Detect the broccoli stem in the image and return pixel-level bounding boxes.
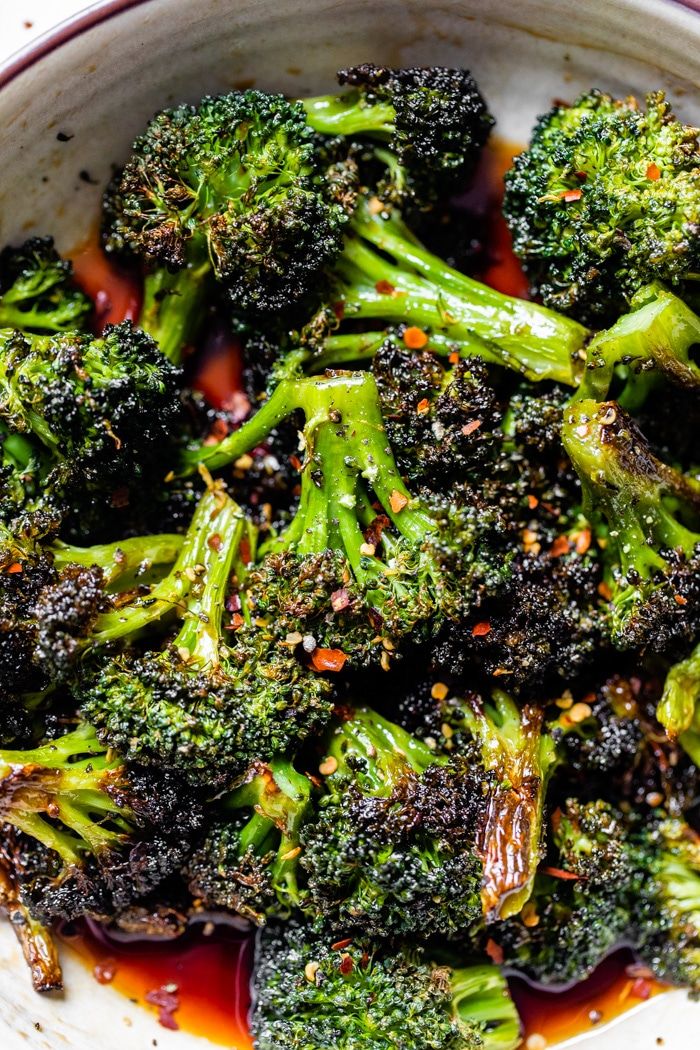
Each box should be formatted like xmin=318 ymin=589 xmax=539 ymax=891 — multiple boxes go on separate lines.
xmin=302 ymin=95 xmax=396 ymax=137
xmin=459 ymin=691 xmax=557 ymax=920
xmin=325 ymin=706 xmax=438 ymax=795
xmin=140 ymin=258 xmax=211 ymax=365
xmin=0 ymin=857 xmax=63 ymax=993
xmin=51 ymin=533 xmax=184 ymax=585
xmin=451 ymin=964 xmax=522 ymax=1050
xmin=658 ymin=642 xmax=700 ymax=738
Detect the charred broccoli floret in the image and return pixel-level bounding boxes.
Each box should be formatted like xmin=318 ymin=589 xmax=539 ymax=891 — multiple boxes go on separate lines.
xmin=299 ymin=705 xmax=484 ymax=939
xmin=252 ymin=918 xmax=521 ymax=1050
xmin=186 ymin=757 xmax=311 ymax=923
xmin=0 ymin=834 xmax=63 ymax=992
xmin=562 ymin=398 xmax=700 ymax=652
xmin=103 ymin=90 xmax=351 ymax=362
xmin=0 ymin=723 xmax=203 ymax=923
xmin=302 ymin=64 xmax=494 ymax=206
xmin=0 ymin=238 xmax=92 ymax=334
xmin=503 ymin=90 xmax=700 ymax=324
xmin=0 ymin=322 xmax=184 ymax=536
xmin=79 ymin=486 xmax=333 ymax=786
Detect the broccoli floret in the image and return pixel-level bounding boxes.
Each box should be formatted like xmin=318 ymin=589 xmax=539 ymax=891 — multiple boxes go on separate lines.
xmin=302 ymin=64 xmax=494 ymax=206
xmin=0 ymin=833 xmax=63 ymax=992
xmin=252 ymin=918 xmax=521 ymax=1050
xmin=0 ymin=238 xmax=92 ymax=334
xmin=186 ymin=757 xmax=311 ymax=923
xmin=0 ymin=723 xmax=204 ymax=923
xmin=180 ymin=371 xmax=506 ymax=668
xmin=503 ymin=90 xmax=700 ymax=324
xmin=79 ymin=486 xmax=333 ymax=786
xmin=0 ymin=322 xmax=185 ymax=537
xmin=103 ymin=90 xmax=350 ymax=362
xmin=562 ymin=398 xmax=700 ymax=652
xmin=299 ymin=705 xmax=484 ymax=939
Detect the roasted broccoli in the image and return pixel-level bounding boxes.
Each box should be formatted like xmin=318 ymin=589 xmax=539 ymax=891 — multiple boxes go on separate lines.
xmin=0 ymin=723 xmax=203 ymax=923
xmin=658 ymin=641 xmax=700 ymax=765
xmin=0 ymin=238 xmax=92 ymax=334
xmin=103 ymin=90 xmax=351 ymax=362
xmin=302 ymin=64 xmax=494 ymax=206
xmin=186 ymin=757 xmax=311 ymax=923
xmin=252 ymin=918 xmax=521 ymax=1050
xmin=0 ymin=322 xmax=184 ymax=536
xmin=562 ymin=398 xmax=700 ymax=652
xmin=0 ymin=833 xmax=63 ymax=992
xmin=504 ymin=90 xmax=700 ymax=324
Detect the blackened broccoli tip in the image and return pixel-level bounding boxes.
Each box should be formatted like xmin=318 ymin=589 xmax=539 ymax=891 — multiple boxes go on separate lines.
xmin=251 ymin=919 xmax=521 ymax=1050
xmin=562 ymin=398 xmax=700 ymax=653
xmin=503 ymin=89 xmax=700 ymax=324
xmin=299 ymin=704 xmax=484 ymax=938
xmin=0 ymin=237 xmax=92 ymax=335
xmin=0 ymin=837 xmax=63 ymax=992
xmin=103 ymin=90 xmax=351 ymax=360
xmin=302 ymin=64 xmax=494 ymax=206
xmin=186 ymin=757 xmax=311 ymax=923
xmin=0 ymin=722 xmax=203 ymax=923
xmin=79 ymin=487 xmax=333 ymax=786
xmin=0 ymin=321 xmax=185 ymax=532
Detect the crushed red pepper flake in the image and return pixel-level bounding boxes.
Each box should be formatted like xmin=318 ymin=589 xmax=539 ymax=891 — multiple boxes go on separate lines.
xmin=461 ymin=420 xmax=482 ymax=436
xmin=598 ymin=581 xmax=613 ymax=601
xmin=203 ymin=418 xmax=230 ymax=446
xmin=472 ymin=621 xmax=491 ymax=637
xmin=646 ymin=162 xmax=661 ymax=181
xmin=630 ymin=977 xmax=653 ymax=1000
xmin=375 ymin=279 xmax=396 ymax=295
xmin=339 ymin=954 xmax=354 ymax=975
xmin=309 ymin=647 xmax=348 ymax=673
xmin=333 ymin=301 xmax=345 ymax=320
xmin=485 ymin=939 xmax=504 ymax=965
xmin=573 ymin=528 xmax=592 ymax=555
xmin=416 ymin=398 xmax=430 ymax=415
xmin=364 ymin=514 xmax=390 ymax=548
xmin=93 ymin=958 xmax=118 ymax=985
xmin=5 ymin=562 xmax=23 ymax=574
xmin=674 ymin=594 xmax=688 ymax=606
xmin=207 ymin=533 xmax=222 ymax=551
xmin=289 ymin=454 xmax=302 ymax=471
xmin=527 ymin=494 xmax=539 ymax=510
xmin=239 ymin=539 xmax=251 ymax=564
xmin=403 ymin=326 xmax=429 ymax=350
xmin=389 ymin=490 xmax=408 ymax=514
xmin=331 ymin=587 xmax=350 ymax=612
xmin=145 ymin=985 xmax=181 ymax=1031
xmin=448 ymin=351 xmax=460 ymax=365
xmin=561 ymin=188 xmax=582 ymax=202
xmin=331 ymin=938 xmax=353 ymax=951
xmin=541 ymin=866 xmax=581 ymax=881
xmin=550 ymin=535 xmax=570 ymax=557
xmin=226 ymin=612 xmax=244 ymax=630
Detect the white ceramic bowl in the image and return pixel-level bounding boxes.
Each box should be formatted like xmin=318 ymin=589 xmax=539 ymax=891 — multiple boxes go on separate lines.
xmin=1 ymin=0 xmax=700 ymax=1046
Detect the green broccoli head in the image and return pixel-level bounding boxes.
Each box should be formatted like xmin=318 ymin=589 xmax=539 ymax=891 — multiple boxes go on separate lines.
xmin=504 ymin=90 xmax=700 ymax=324
xmin=0 ymin=322 xmax=185 ymax=534
xmin=186 ymin=757 xmax=311 ymax=923
xmin=303 ymin=64 xmax=494 ymax=206
xmin=562 ymin=398 xmax=700 ymax=652
xmin=0 ymin=723 xmax=204 ymax=923
xmin=251 ymin=919 xmax=521 ymax=1050
xmin=0 ymin=238 xmax=92 ymax=334
xmin=104 ymin=90 xmax=350 ymax=317
xmin=300 ymin=705 xmax=484 ymax=939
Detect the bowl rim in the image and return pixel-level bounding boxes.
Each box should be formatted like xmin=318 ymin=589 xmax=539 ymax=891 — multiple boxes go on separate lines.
xmin=0 ymin=0 xmax=698 ymax=93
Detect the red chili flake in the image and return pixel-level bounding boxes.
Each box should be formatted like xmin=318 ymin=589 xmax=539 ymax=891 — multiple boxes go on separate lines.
xmin=598 ymin=581 xmax=613 ymax=601
xmin=575 ymin=170 xmax=588 ymax=181
xmin=527 ymin=494 xmax=539 ymax=510
xmin=416 ymin=398 xmax=430 ymax=415
xmin=226 ymin=593 xmax=242 ymax=613
xmin=227 ymin=612 xmax=244 ymax=630
xmin=375 ymin=279 xmax=396 ymax=295
xmin=485 ymin=938 xmax=504 ymax=965
xmin=461 ymin=420 xmax=482 ymax=437
xmin=339 ymin=954 xmax=354 ymax=975
xmin=203 ymin=418 xmax=230 ymax=446
xmin=541 ymin=866 xmax=581 ymax=881
xmin=5 ymin=562 xmax=23 ymax=574
xmin=360 ymin=951 xmax=370 ymax=969
xmin=561 ymin=188 xmax=582 ymax=202
xmin=389 ymin=490 xmax=408 ymax=514
xmin=630 ymin=977 xmax=653 ymax=1000
xmin=93 ymin=959 xmax=117 ymax=985
xmin=550 ymin=535 xmax=570 ymax=557
xmin=331 ymin=938 xmax=353 ymax=951
xmin=403 ymin=326 xmax=429 ymax=350
xmin=331 ymin=588 xmax=350 ymax=612
xmin=207 ymin=533 xmax=222 ymax=551
xmin=625 ymin=962 xmax=656 ymax=980
xmin=239 ymin=538 xmax=251 ymax=564
xmin=289 ymin=454 xmax=302 ymax=471
xmin=110 ymin=487 xmax=130 ymax=509
xmin=472 ymin=621 xmax=491 ymax=637
xmin=145 ymin=985 xmax=181 ymax=1031
xmin=448 ymin=351 xmax=460 ymax=365
xmin=646 ymin=162 xmax=661 ymax=181
xmin=573 ymin=528 xmax=592 ymax=555
xmin=364 ymin=514 xmax=390 ymax=548
xmin=674 ymin=593 xmax=688 ymax=606
xmin=333 ymin=301 xmax=345 ymax=321
xmin=310 ymin=647 xmax=348 ymax=673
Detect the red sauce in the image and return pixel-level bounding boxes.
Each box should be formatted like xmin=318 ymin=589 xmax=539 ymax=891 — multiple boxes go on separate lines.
xmin=62 ymin=142 xmax=664 ymax=1048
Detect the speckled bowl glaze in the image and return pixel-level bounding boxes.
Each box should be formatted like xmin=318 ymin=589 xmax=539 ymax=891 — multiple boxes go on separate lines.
xmin=1 ymin=0 xmax=699 ymax=1046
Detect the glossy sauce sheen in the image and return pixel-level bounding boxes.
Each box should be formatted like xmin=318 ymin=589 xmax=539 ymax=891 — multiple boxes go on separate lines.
xmin=65 ymin=141 xmax=663 ymax=1048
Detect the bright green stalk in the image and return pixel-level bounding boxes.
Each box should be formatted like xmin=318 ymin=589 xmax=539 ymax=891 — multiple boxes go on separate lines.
xmin=140 ymin=257 xmax=211 ymax=365
xmin=52 ymin=533 xmax=183 ymax=585
xmin=451 ymin=964 xmax=522 ymax=1050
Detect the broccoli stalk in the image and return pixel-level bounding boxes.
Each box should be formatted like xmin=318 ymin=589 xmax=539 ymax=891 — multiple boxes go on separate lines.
xmin=186 ymin=757 xmax=311 ymax=923
xmin=0 ymin=836 xmax=63 ymax=992
xmin=300 ymin=705 xmax=484 ymax=938
xmin=302 ymin=63 xmax=494 ymax=206
xmin=252 ymin=919 xmax=521 ymax=1050
xmin=444 ymin=691 xmax=558 ymax=921
xmin=658 ymin=642 xmax=700 ymax=764
xmin=0 ymin=238 xmax=92 ymax=334
xmin=103 ymin=90 xmax=350 ymax=362
xmin=562 ymin=398 xmax=700 ymax=651
xmin=50 ymin=531 xmax=184 ymax=587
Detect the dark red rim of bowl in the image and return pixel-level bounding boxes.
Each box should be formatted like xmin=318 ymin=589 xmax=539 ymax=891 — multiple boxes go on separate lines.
xmin=0 ymin=0 xmax=698 ymax=91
